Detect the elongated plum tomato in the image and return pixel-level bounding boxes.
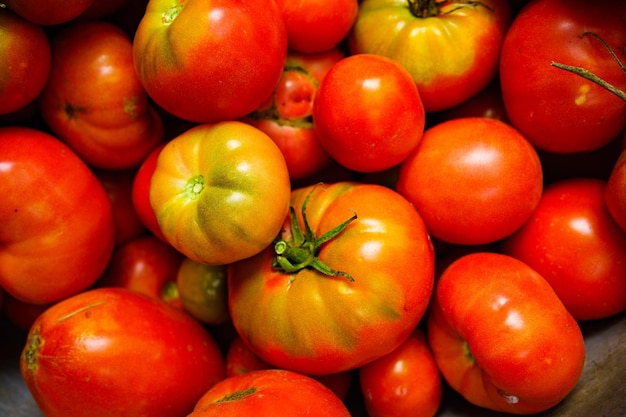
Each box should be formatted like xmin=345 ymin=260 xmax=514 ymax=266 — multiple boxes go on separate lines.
xmin=149 ymin=121 xmax=291 ymax=265
xmin=20 ymin=287 xmax=226 ymax=417
xmin=133 ymin=0 xmax=287 ymax=123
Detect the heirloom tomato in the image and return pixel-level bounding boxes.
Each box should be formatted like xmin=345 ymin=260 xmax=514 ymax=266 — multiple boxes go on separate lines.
xmin=0 ymin=127 xmax=115 ymax=304
xmin=243 ymin=48 xmax=345 ymax=181
xmin=21 ymin=287 xmax=226 ymax=417
xmin=501 ymin=178 xmax=626 ymax=321
xmin=359 ymin=329 xmax=442 ymax=417
xmin=38 ymin=21 xmax=164 ymax=170
xmin=348 ymin=0 xmax=512 ymax=112
xmin=187 ymin=369 xmax=351 ymax=417
xmin=428 ymin=252 xmax=585 ymax=414
xmin=133 ymin=0 xmax=287 ymax=123
xmin=499 ymin=0 xmax=626 ymax=153
xmin=396 ymin=117 xmax=543 ymax=245
xmin=149 ymin=121 xmax=291 ymax=265
xmin=0 ymin=8 xmax=51 ymax=116
xmin=312 ymin=54 xmax=426 ymax=173
xmin=229 ymin=182 xmax=435 ymax=375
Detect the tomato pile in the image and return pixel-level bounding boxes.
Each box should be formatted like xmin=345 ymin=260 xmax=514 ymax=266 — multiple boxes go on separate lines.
xmin=1 ymin=0 xmax=625 ymax=416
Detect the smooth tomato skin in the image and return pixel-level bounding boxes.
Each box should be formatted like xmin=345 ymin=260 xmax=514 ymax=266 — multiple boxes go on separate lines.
xmin=274 ymin=0 xmax=359 ymax=54
xmin=313 ymin=54 xmax=426 ymax=173
xmin=349 ymin=0 xmax=512 ymax=112
xmin=501 ymin=178 xmax=626 ymax=321
xmin=359 ymin=329 xmax=442 ymax=417
xmin=149 ymin=121 xmax=291 ymax=265
xmin=606 ymin=148 xmax=626 ymax=232
xmin=499 ymin=0 xmax=626 ymax=153
xmin=97 ymin=234 xmax=184 ymax=308
xmin=0 ymin=127 xmax=115 ymax=304
xmin=132 ymin=143 xmax=168 ymax=242
xmin=2 ymin=0 xmax=94 ymax=25
xmin=187 ymin=369 xmax=351 ymax=417
xmin=396 ymin=117 xmax=543 ymax=245
xmin=20 ymin=287 xmax=226 ymax=417
xmin=133 ymin=0 xmax=287 ymax=123
xmin=38 ymin=21 xmax=165 ymax=170
xmin=0 ymin=9 xmax=51 ymax=116
xmin=428 ymin=252 xmax=585 ymax=414
xmin=229 ymin=182 xmax=435 ymax=375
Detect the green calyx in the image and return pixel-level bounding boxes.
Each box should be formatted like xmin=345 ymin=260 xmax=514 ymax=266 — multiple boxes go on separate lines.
xmin=272 ymin=187 xmax=357 ymax=282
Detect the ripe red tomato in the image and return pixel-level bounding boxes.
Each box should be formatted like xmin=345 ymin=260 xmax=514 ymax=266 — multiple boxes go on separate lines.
xmin=0 ymin=8 xmax=51 ymax=116
xmin=499 ymin=0 xmax=626 ymax=153
xmin=133 ymin=0 xmax=287 ymax=123
xmin=0 ymin=127 xmax=115 ymax=304
xmin=359 ymin=329 xmax=442 ymax=417
xmin=313 ymin=54 xmax=426 ymax=173
xmin=149 ymin=121 xmax=291 ymax=265
xmin=229 ymin=182 xmax=435 ymax=375
xmin=38 ymin=21 xmax=165 ymax=170
xmin=396 ymin=117 xmax=543 ymax=245
xmin=428 ymin=252 xmax=585 ymax=414
xmin=243 ymin=48 xmax=345 ymax=181
xmin=606 ymin=148 xmax=626 ymax=232
xmin=97 ymin=234 xmax=184 ymax=308
xmin=20 ymin=287 xmax=226 ymax=417
xmin=349 ymin=0 xmax=512 ymax=112
xmin=187 ymin=369 xmax=351 ymax=417
xmin=274 ymin=0 xmax=359 ymax=54
xmin=1 ymin=0 xmax=94 ymax=25
xmin=501 ymin=178 xmax=626 ymax=321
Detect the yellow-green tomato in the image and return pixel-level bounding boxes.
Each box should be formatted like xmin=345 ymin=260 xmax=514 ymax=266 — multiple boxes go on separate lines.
xmin=150 ymin=121 xmax=291 ymax=265
xmin=176 ymin=258 xmax=229 ymax=325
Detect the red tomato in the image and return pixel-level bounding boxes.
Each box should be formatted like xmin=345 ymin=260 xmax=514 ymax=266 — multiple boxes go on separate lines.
xmin=313 ymin=54 xmax=426 ymax=173
xmin=606 ymin=148 xmax=626 ymax=232
xmin=499 ymin=0 xmax=626 ymax=153
xmin=501 ymin=178 xmax=626 ymax=321
xmin=132 ymin=143 xmax=168 ymax=242
xmin=359 ymin=329 xmax=442 ymax=417
xmin=95 ymin=169 xmax=147 ymax=245
xmin=349 ymin=0 xmax=512 ymax=112
xmin=0 ymin=127 xmax=115 ymax=304
xmin=20 ymin=287 xmax=226 ymax=417
xmin=274 ymin=0 xmax=359 ymax=54
xmin=243 ymin=48 xmax=345 ymax=181
xmin=133 ymin=0 xmax=287 ymax=123
xmin=149 ymin=121 xmax=291 ymax=265
xmin=396 ymin=117 xmax=543 ymax=245
xmin=187 ymin=369 xmax=351 ymax=417
xmin=2 ymin=0 xmax=94 ymax=25
xmin=428 ymin=252 xmax=585 ymax=414
xmin=0 ymin=8 xmax=51 ymax=116
xmin=229 ymin=182 xmax=435 ymax=375
xmin=97 ymin=234 xmax=184 ymax=309
xmin=38 ymin=21 xmax=165 ymax=170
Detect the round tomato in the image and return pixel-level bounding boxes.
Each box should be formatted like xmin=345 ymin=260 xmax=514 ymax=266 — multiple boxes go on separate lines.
xmin=20 ymin=287 xmax=226 ymax=417
xmin=359 ymin=329 xmax=442 ymax=417
xmin=274 ymin=0 xmax=359 ymax=54
xmin=0 ymin=127 xmax=115 ymax=304
xmin=396 ymin=117 xmax=543 ymax=245
xmin=499 ymin=0 xmax=626 ymax=153
xmin=2 ymin=0 xmax=94 ymax=25
xmin=149 ymin=121 xmax=291 ymax=265
xmin=501 ymin=178 xmax=626 ymax=321
xmin=312 ymin=54 xmax=426 ymax=173
xmin=348 ymin=0 xmax=512 ymax=112
xmin=187 ymin=369 xmax=351 ymax=417
xmin=38 ymin=21 xmax=164 ymax=170
xmin=428 ymin=252 xmax=585 ymax=414
xmin=133 ymin=0 xmax=287 ymax=123
xmin=0 ymin=8 xmax=51 ymax=116
xmin=606 ymin=147 xmax=626 ymax=232
xmin=243 ymin=48 xmax=345 ymax=181
xmin=228 ymin=182 xmax=435 ymax=375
